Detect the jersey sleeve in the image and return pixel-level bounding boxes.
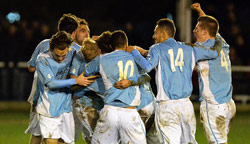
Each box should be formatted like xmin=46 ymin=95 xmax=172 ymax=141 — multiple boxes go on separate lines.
xmin=131 ymin=49 xmax=153 ymax=72
xmin=84 ymin=56 xmax=100 ymax=76
xmin=216 ymin=33 xmax=230 ymax=50
xmin=70 ymin=52 xmax=83 ymax=76
xmin=46 ymin=79 xmax=76 ymax=89
xmin=128 ymin=73 xmax=151 ymax=86
xmin=73 ymin=87 xmax=89 ymax=98
xmin=189 ymin=42 xmax=219 ymax=62
xmin=27 ymin=40 xmax=49 ymax=67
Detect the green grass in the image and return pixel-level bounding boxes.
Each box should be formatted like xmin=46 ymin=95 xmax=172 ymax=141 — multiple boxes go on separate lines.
xmin=0 ymin=106 xmax=249 ymax=144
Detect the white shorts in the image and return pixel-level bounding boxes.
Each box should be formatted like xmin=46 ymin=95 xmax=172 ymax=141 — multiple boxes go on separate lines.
xmin=91 ymin=105 xmax=146 ymax=144
xmin=39 ymin=112 xmax=75 ymax=144
xmin=73 ymin=99 xmax=99 ymax=143
xmin=155 ymin=98 xmax=197 ymax=144
xmin=25 ymin=108 xmax=41 ymax=136
xmin=200 ymin=99 xmax=236 ymax=143
xmin=27 ymin=71 xmax=38 ymax=104
xmin=138 ymin=101 xmax=155 ymax=124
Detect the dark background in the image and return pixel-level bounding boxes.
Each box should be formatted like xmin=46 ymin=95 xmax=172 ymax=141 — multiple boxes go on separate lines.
xmin=0 ymin=0 xmax=249 ymax=101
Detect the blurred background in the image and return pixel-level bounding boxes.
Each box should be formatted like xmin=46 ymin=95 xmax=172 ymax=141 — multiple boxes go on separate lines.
xmin=0 ymin=0 xmax=249 ymax=103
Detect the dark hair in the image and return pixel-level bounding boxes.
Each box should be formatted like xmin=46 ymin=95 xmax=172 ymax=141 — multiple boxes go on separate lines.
xmin=156 ymin=18 xmax=176 ymax=37
xmin=110 ymin=30 xmax=128 ymax=49
xmin=198 ymin=15 xmax=219 ymax=37
xmin=49 ymin=31 xmax=73 ymax=51
xmin=77 ymin=18 xmax=88 ymax=26
xmin=57 ymin=13 xmax=78 ymax=34
xmin=96 ymin=31 xmax=113 ymax=53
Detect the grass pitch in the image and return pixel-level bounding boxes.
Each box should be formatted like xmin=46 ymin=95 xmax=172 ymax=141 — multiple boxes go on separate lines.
xmin=0 ymin=103 xmax=249 ymax=144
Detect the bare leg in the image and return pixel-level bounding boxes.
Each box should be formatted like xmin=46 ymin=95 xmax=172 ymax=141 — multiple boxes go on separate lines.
xmin=29 ymin=135 xmax=42 ymax=144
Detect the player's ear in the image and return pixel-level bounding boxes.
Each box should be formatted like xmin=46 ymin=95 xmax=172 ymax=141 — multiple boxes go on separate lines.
xmin=202 ymin=29 xmax=208 ymax=36
xmin=97 ymin=49 xmax=101 ymax=55
xmin=71 ymin=30 xmax=77 ymax=40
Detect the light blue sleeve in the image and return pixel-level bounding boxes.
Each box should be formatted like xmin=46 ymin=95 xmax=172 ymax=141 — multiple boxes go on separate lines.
xmin=70 ymin=52 xmax=83 ymax=76
xmin=84 ymin=56 xmax=100 ymax=76
xmin=131 ymin=49 xmax=153 ymax=72
xmin=191 ymin=43 xmax=219 ymax=62
xmin=27 ymin=40 xmax=49 ymax=67
xmin=128 ymin=73 xmax=151 ymax=86
xmin=46 ymin=79 xmax=76 ymax=89
xmin=73 ymin=87 xmax=90 ymax=98
xmin=216 ymin=33 xmax=230 ymax=50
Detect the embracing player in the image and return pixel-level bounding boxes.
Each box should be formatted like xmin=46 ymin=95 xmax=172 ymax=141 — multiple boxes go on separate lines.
xmin=191 ymin=3 xmax=236 ymax=144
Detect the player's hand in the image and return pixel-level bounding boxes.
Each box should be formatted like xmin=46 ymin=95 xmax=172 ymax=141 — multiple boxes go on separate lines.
xmin=191 ymin=3 xmax=206 ymax=16
xmin=75 ymin=71 xmax=100 ymax=86
xmin=134 ymin=46 xmax=149 ymax=57
xmin=126 ymin=46 xmax=135 ymax=53
xmin=114 ymin=79 xmax=132 ymax=89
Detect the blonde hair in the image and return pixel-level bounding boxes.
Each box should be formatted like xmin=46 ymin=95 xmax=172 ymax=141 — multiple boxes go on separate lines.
xmin=81 ymin=38 xmax=99 ymax=61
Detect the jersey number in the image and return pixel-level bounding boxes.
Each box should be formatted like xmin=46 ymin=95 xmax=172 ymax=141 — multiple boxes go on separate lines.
xmin=118 ymin=60 xmax=134 ymax=80
xmin=168 ymin=48 xmax=184 ymax=72
xmin=220 ymin=50 xmax=229 ymax=71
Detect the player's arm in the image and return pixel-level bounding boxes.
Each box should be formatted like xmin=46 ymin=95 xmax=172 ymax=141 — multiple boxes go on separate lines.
xmin=128 ymin=45 xmax=149 ymax=57
xmin=191 ymin=3 xmax=206 ymax=16
xmin=28 ymin=65 xmax=36 ymax=72
xmin=84 ymin=56 xmax=100 ymax=76
xmin=37 ymin=58 xmax=96 ymax=90
xmin=27 ymin=40 xmax=49 ymax=72
xmin=114 ymin=73 xmax=151 ymax=89
xmin=188 ymin=39 xmax=222 ymax=62
xmin=129 ymin=45 xmax=159 ymax=73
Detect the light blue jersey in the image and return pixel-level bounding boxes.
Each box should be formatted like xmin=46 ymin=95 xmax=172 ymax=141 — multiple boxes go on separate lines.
xmin=28 ymin=40 xmax=80 ymax=68
xmin=137 ymin=82 xmax=155 ymax=110
xmin=36 ymin=48 xmax=76 ymax=117
xmin=28 ymin=39 xmax=50 ymax=67
xmin=132 ymin=38 xmax=219 ymax=100
xmin=70 ymin=51 xmax=105 ymax=110
xmin=72 ymin=42 xmax=81 ymax=51
xmin=85 ymin=50 xmax=141 ymax=108
xmin=196 ymin=34 xmax=232 ymax=104
xmin=27 ymin=40 xmax=80 ymax=105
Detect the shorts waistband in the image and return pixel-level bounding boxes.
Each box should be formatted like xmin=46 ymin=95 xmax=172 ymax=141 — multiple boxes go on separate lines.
xmin=157 ymin=97 xmax=190 ymax=104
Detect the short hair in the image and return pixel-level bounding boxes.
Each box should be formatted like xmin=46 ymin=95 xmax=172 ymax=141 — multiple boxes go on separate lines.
xmin=198 ymin=15 xmax=219 ymax=37
xmin=96 ymin=31 xmax=113 ymax=53
xmin=110 ymin=30 xmax=128 ymax=49
xmin=49 ymin=31 xmax=73 ymax=51
xmin=81 ymin=38 xmax=99 ymax=61
xmin=57 ymin=13 xmax=78 ymax=34
xmin=77 ymin=18 xmax=88 ymax=26
xmin=156 ymin=18 xmax=176 ymax=37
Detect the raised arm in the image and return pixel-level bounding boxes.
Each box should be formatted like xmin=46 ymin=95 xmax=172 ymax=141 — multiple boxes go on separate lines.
xmin=191 ymin=3 xmax=206 ymax=16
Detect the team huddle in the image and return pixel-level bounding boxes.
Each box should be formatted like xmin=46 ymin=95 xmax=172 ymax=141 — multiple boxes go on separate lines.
xmin=25 ymin=3 xmax=236 ymax=144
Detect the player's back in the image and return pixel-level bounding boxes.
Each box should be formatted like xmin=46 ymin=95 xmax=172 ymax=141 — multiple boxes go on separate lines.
xmin=197 ymin=35 xmax=232 ymax=104
xmin=151 ymin=38 xmax=217 ymax=101
xmin=99 ymin=50 xmax=141 ymax=107
xmin=153 ymin=38 xmax=196 ymax=100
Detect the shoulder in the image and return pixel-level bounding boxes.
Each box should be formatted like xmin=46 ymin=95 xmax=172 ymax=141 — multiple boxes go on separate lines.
xmin=38 ymin=39 xmax=50 ymax=47
xmin=70 ymin=42 xmax=81 ymax=51
xmin=37 ymin=50 xmax=50 ymax=62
